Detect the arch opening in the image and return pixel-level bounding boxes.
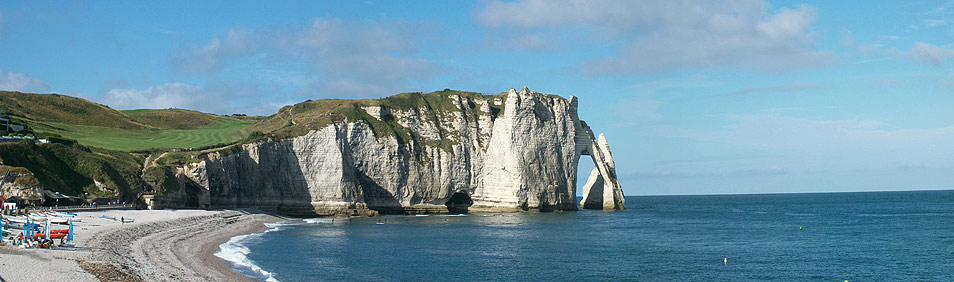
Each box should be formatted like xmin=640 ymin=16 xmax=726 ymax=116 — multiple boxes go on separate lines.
xmin=445 ymin=192 xmax=473 ymax=213
xmin=576 ymin=154 xmax=595 ymax=209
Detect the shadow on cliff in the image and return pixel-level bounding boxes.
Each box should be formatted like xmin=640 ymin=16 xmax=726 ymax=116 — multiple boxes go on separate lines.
xmin=203 ymin=143 xmax=316 ymax=216
xmin=356 ymin=169 xmax=403 ymax=214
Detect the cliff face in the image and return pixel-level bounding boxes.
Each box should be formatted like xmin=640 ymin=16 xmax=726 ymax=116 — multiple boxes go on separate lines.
xmin=0 ymin=165 xmax=43 ymax=199
xmin=164 ymin=88 xmax=624 ymax=215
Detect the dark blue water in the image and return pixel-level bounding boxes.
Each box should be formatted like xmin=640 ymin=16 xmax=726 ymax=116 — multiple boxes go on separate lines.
xmin=231 ymin=190 xmax=954 ymax=281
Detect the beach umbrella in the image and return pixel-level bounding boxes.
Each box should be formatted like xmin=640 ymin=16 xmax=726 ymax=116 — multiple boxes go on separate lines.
xmin=67 ymin=218 xmax=73 ymax=242
xmin=44 ymin=218 xmax=50 ymax=240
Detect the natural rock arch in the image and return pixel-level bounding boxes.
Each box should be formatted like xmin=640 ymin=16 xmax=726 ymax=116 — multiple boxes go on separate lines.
xmin=167 ymin=87 xmax=625 ymax=215
xmin=571 ymin=96 xmax=625 ymax=210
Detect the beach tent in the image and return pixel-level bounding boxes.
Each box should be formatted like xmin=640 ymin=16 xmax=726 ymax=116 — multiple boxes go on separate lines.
xmin=44 ymin=219 xmax=50 ymax=241
xmin=67 ymin=218 xmax=73 ymax=242
xmin=25 ymin=217 xmax=32 ymax=239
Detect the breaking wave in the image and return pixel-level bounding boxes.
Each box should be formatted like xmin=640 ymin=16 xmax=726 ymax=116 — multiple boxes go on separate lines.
xmin=215 ymin=224 xmax=284 ymax=282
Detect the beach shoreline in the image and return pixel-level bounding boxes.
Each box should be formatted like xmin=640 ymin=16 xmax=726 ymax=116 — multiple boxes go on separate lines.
xmin=0 ymin=209 xmax=283 ymax=282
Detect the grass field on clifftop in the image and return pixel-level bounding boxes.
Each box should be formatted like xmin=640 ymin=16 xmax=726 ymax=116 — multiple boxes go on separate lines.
xmin=28 ymin=117 xmax=254 ymax=151
xmin=0 ymin=92 xmax=259 ymax=151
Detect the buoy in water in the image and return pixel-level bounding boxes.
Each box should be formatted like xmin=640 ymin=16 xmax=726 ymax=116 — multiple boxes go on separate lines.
xmin=724 ymin=258 xmax=727 ymax=265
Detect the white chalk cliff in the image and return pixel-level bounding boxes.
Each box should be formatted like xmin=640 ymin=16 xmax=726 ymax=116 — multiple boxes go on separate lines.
xmin=165 ymin=88 xmax=624 ymax=215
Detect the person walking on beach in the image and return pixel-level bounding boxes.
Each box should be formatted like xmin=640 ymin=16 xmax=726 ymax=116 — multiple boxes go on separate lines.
xmin=121 ymin=216 xmax=125 ymax=224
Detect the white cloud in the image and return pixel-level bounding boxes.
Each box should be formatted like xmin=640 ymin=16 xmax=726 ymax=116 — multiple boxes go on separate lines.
xmin=909 ymin=19 xmax=950 ymax=30
xmin=0 ymin=70 xmax=50 ymax=92
xmin=726 ymin=83 xmax=831 ymax=96
xmin=630 ymin=74 xmax=720 ymax=93
xmin=477 ymin=0 xmax=832 ymax=74
xmin=477 ymin=0 xmax=716 ymax=29
xmin=105 ymin=83 xmax=202 ymax=110
xmin=483 ymin=32 xmax=558 ymax=51
xmin=840 ymin=31 xmax=954 ymax=67
xmin=905 ymin=42 xmax=954 ymax=65
xmin=609 ymin=96 xmax=662 ymax=121
xmin=922 ymin=18 xmax=948 ymax=27
xmin=103 ymin=81 xmax=294 ymax=116
xmin=840 ymin=30 xmax=878 ymax=55
xmin=172 ymin=18 xmax=438 ymax=99
xmin=173 ymin=29 xmax=260 ymax=75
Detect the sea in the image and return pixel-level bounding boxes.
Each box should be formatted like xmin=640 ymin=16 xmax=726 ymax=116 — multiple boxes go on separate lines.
xmin=216 ymin=190 xmax=954 ymax=281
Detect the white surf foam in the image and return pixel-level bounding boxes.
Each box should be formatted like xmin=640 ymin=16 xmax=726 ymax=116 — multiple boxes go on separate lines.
xmin=266 ymin=220 xmax=307 ymax=229
xmin=304 ymin=218 xmax=336 ymax=224
xmin=215 ymin=229 xmax=280 ymax=282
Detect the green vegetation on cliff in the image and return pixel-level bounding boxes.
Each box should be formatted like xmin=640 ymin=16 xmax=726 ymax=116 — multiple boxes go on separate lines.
xmin=0 ymin=140 xmax=144 ymax=200
xmin=142 ymin=166 xmax=180 ymax=195
xmin=123 ymin=108 xmax=219 ymax=129
xmin=0 ymin=91 xmax=145 ymax=129
xmin=246 ymin=89 xmax=507 ymax=153
xmin=0 ymin=92 xmax=257 ymax=151
xmin=28 ymin=117 xmax=254 ymax=151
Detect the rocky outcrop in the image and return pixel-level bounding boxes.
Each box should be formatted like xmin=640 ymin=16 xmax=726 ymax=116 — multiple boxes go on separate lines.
xmin=0 ymin=165 xmax=43 ymax=199
xmin=162 ymin=88 xmax=625 ymax=215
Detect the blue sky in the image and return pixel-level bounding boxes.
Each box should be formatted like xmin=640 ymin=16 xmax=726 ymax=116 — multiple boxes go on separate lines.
xmin=2 ymin=0 xmax=954 ymax=195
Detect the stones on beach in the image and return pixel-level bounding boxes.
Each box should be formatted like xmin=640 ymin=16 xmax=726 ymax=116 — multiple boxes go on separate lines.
xmin=83 ymin=210 xmax=280 ymax=282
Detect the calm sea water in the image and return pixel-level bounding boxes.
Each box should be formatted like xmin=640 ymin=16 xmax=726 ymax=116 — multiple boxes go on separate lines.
xmin=221 ymin=190 xmax=954 ymax=281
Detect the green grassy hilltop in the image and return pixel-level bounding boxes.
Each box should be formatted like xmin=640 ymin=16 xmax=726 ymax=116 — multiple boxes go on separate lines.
xmin=29 ymin=116 xmax=255 ymax=151
xmin=1 ymin=91 xmax=257 ymax=151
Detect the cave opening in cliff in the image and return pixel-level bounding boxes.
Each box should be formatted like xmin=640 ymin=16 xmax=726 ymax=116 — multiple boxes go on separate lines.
xmin=445 ymin=192 xmax=473 ymax=213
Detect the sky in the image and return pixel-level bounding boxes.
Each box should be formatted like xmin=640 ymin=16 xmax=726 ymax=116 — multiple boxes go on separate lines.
xmin=1 ymin=0 xmax=954 ymax=195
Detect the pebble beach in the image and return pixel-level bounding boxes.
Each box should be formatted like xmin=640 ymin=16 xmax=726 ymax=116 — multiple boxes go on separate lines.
xmin=0 ymin=209 xmax=283 ymax=281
